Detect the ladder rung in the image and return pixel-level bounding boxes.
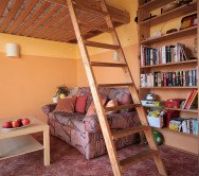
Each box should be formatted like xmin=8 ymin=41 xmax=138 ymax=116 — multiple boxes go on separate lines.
xmin=91 ymin=62 xmax=127 ymax=67
xmin=105 ymin=104 xmax=141 ymax=112
xmin=98 ymin=83 xmax=133 ymax=88
xmin=84 ymin=40 xmax=120 ymax=50
xmin=120 ymin=150 xmax=158 ymax=169
xmin=111 ymin=126 xmax=149 ymax=140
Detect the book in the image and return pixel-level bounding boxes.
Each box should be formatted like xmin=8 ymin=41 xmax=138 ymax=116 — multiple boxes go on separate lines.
xmin=185 ymin=90 xmax=198 ymax=109
xmin=181 ymin=119 xmax=198 ymax=135
xmin=182 ymin=90 xmax=195 ymax=109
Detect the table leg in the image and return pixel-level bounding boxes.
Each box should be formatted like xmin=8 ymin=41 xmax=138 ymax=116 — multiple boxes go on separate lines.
xmin=43 ymin=126 xmax=50 ymax=166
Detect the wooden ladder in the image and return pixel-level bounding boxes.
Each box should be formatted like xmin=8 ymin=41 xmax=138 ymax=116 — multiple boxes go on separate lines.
xmin=66 ymin=0 xmax=167 ymax=175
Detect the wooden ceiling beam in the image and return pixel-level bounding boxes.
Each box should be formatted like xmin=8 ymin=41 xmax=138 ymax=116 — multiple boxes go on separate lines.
xmin=40 ymin=15 xmax=71 ymax=40
xmin=43 ymin=0 xmax=66 ymax=5
xmin=31 ymin=8 xmax=66 ymax=38
xmin=43 ymin=0 xmax=130 ymax=24
xmin=78 ymin=20 xmax=108 ymax=33
xmin=24 ymin=5 xmax=60 ymax=36
xmin=0 ymin=0 xmax=9 ymax=17
xmin=6 ymin=0 xmax=39 ymax=33
xmin=0 ymin=0 xmax=24 ymax=32
xmin=16 ymin=2 xmax=51 ymax=35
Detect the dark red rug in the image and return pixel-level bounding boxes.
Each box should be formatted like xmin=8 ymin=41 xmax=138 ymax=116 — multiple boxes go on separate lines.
xmin=0 ymin=135 xmax=198 ymax=176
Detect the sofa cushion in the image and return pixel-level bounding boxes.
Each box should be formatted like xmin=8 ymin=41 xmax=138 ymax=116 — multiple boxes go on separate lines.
xmin=75 ymin=87 xmax=110 ymax=112
xmin=108 ymin=88 xmax=133 ymax=105
xmin=53 ymin=112 xmax=85 ymax=131
xmin=86 ymin=96 xmax=107 ymax=116
xmin=83 ymin=111 xmax=139 ymax=133
xmin=75 ymin=95 xmax=88 ymax=114
xmin=54 ymin=97 xmax=76 ymax=113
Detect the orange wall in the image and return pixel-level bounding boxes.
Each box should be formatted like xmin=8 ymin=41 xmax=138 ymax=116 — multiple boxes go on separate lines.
xmin=0 ymin=53 xmax=77 ymax=121
xmin=77 ymin=44 xmax=140 ymax=88
xmin=0 ymin=33 xmax=78 ymax=122
xmin=0 ymin=33 xmax=78 ymax=59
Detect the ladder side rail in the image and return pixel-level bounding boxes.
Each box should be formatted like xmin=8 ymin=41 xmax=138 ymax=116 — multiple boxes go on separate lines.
xmin=100 ymin=1 xmax=167 ymax=175
xmin=66 ymin=0 xmax=122 ymax=175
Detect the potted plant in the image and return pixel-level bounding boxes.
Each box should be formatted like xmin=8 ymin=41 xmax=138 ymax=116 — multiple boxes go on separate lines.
xmin=52 ymin=86 xmax=70 ymax=103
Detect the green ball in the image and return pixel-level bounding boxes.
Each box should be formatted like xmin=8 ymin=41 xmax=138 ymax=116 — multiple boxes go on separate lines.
xmin=152 ymin=130 xmax=164 ymax=145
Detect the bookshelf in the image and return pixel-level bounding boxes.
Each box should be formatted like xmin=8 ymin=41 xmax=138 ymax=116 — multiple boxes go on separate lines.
xmin=141 ymin=26 xmax=197 ymax=45
xmin=140 ymin=2 xmax=197 ymax=26
xmin=140 ymin=87 xmax=198 ymax=89
xmin=141 ymin=59 xmax=197 ymax=69
xmin=164 ymin=107 xmax=198 ymax=114
xmin=138 ymin=0 xmax=198 ymax=155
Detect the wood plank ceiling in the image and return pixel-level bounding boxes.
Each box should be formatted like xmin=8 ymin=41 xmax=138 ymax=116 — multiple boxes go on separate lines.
xmin=0 ymin=0 xmax=130 ymax=43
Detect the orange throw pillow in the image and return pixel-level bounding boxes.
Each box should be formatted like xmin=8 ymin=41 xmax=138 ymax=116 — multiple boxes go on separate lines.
xmin=86 ymin=102 xmax=96 ymax=116
xmin=106 ymin=99 xmax=118 ymax=114
xmin=54 ymin=96 xmax=76 ymax=113
xmin=86 ymin=96 xmax=107 ymax=116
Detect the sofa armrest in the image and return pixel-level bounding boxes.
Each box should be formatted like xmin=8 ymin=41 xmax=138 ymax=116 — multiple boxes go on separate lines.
xmin=42 ymin=103 xmax=57 ymax=115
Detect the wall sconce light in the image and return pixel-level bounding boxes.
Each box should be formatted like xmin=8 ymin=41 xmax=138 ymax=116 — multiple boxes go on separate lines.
xmin=112 ymin=51 xmax=120 ymax=61
xmin=5 ymin=43 xmax=20 ymax=58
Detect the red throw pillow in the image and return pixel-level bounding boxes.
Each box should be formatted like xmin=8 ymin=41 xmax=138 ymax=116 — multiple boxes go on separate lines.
xmin=54 ymin=97 xmax=76 ymax=113
xmin=75 ymin=95 xmax=88 ymax=114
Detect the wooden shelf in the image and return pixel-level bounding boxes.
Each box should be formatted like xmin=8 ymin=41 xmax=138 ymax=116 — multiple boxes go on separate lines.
xmin=153 ymin=127 xmax=198 ymax=138
xmin=144 ymin=106 xmax=198 ymax=113
xmin=141 ymin=26 xmax=197 ymax=45
xmin=0 ymin=135 xmax=43 ymax=160
xmin=139 ymin=0 xmax=175 ymax=11
xmin=164 ymin=107 xmax=198 ymax=113
xmin=140 ymin=2 xmax=197 ymax=26
xmin=141 ymin=59 xmax=197 ymax=69
xmin=140 ymin=86 xmax=197 ymax=89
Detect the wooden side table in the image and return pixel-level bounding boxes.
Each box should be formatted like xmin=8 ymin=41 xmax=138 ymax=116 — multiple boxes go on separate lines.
xmin=0 ymin=117 xmax=50 ymax=166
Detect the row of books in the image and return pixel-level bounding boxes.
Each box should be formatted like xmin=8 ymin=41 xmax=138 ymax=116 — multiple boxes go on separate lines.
xmin=141 ymin=43 xmax=191 ymax=66
xmin=169 ymin=118 xmax=198 ymax=135
xmin=140 ymin=69 xmax=197 ymax=87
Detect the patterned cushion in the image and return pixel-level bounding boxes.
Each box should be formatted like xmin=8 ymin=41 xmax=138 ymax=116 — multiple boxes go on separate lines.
xmin=83 ymin=111 xmax=139 ymax=133
xmin=75 ymin=87 xmax=110 ymax=111
xmin=53 ymin=112 xmax=85 ymax=127
xmin=54 ymin=97 xmax=76 ymax=113
xmin=86 ymin=96 xmax=107 ymax=116
xmin=86 ymin=102 xmax=95 ymax=116
xmin=106 ymin=99 xmax=118 ymax=114
xmin=108 ymin=88 xmax=133 ymax=105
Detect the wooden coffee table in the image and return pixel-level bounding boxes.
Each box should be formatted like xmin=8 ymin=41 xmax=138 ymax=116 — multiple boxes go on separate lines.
xmin=0 ymin=117 xmax=50 ymax=166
